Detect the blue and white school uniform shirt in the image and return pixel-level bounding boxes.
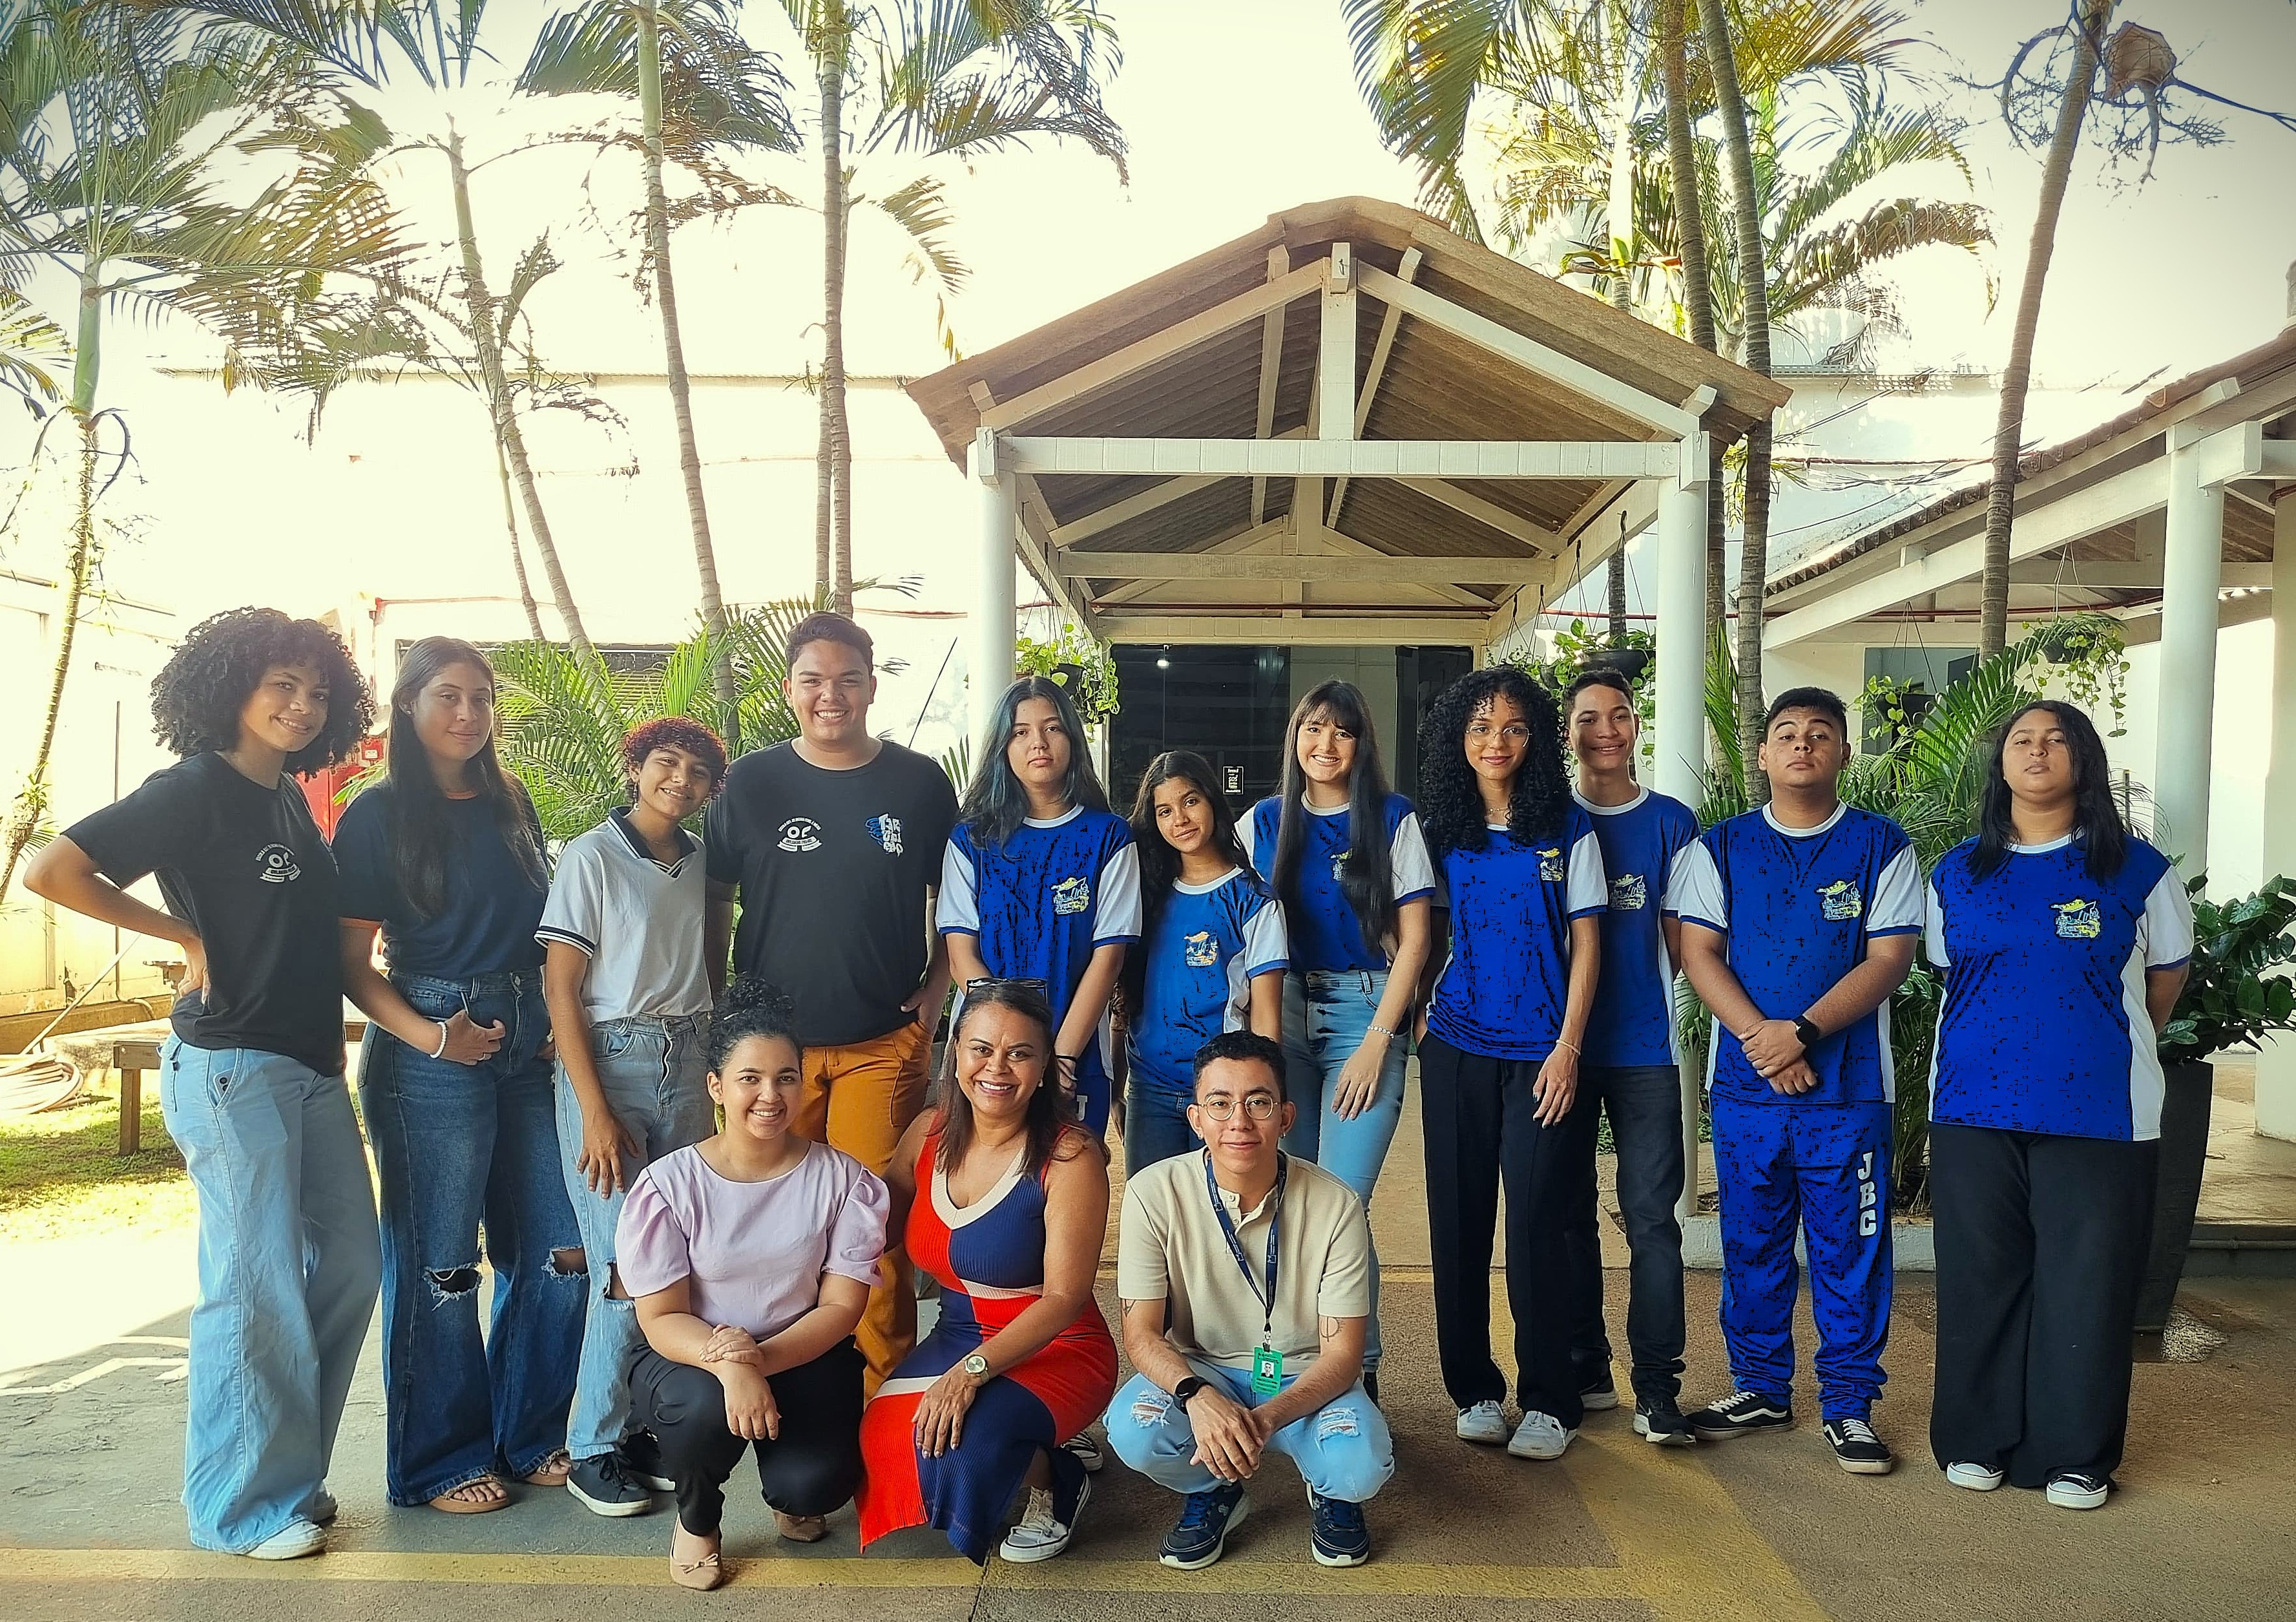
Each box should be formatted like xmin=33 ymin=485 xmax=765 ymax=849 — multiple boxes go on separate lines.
xmin=1240 ymin=793 xmax=1434 ymax=971
xmin=937 ymin=804 xmax=1142 ymax=1033
xmin=1667 ymin=803 xmax=1923 ymax=1105
xmin=1576 ymin=788 xmax=1702 ymax=1069
xmin=1426 ymin=806 xmax=1607 ymax=1061
xmin=1129 ymin=868 xmax=1290 ymax=1093
xmin=1925 ymin=836 xmax=2193 ymax=1141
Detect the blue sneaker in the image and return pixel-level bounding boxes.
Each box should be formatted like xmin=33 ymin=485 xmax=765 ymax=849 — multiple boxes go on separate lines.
xmin=1307 ymin=1489 xmax=1370 ymax=1567
xmin=1158 ymin=1482 xmax=1250 ymax=1570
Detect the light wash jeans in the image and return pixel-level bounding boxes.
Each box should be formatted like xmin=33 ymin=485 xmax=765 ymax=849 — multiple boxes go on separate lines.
xmin=359 ymin=969 xmax=583 ymax=1504
xmin=555 ymin=1012 xmax=716 ymax=1461
xmin=1277 ymin=968 xmax=1405 ymax=1367
xmin=158 ymin=1040 xmax=381 ymax=1552
xmin=1105 ymin=1360 xmax=1394 ymax=1504
xmin=1122 ymin=1073 xmax=1202 ymax=1174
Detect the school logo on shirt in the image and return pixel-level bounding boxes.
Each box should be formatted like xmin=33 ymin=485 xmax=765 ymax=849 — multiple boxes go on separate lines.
xmin=1184 ymin=930 xmax=1220 ymax=968
xmin=776 ymin=817 xmax=824 ymax=853
xmin=864 ymin=814 xmax=904 ymax=856
xmin=1610 ymin=872 xmax=1647 ymax=911
xmin=1331 ymin=849 xmax=1351 ymax=883
xmin=255 ymin=843 xmax=300 ymax=883
xmin=1538 ymin=846 xmax=1565 ymax=882
xmin=1052 ymin=876 xmax=1092 ymax=915
xmin=1817 ymin=879 xmax=1863 ymax=922
xmin=2054 ymin=898 xmax=2103 ymax=940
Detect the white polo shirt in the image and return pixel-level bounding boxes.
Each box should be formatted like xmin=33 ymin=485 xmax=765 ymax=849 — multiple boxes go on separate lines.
xmin=536 ymin=808 xmax=713 ymax=1021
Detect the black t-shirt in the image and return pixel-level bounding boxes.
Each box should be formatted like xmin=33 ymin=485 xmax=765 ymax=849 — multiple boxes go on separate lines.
xmin=705 ymin=739 xmax=958 ymax=1048
xmin=65 ymin=752 xmax=346 ymax=1076
xmin=331 ymin=781 xmax=548 ymax=980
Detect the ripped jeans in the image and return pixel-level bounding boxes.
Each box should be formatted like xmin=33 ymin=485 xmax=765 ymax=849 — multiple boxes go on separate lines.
xmin=359 ymin=970 xmax=584 ymax=1505
xmin=556 ymin=1013 xmax=715 ymax=1460
xmin=1103 ymin=1361 xmax=1394 ymax=1504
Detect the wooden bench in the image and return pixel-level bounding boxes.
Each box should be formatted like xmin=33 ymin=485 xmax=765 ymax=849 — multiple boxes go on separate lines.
xmin=51 ymin=1018 xmax=370 ymax=1155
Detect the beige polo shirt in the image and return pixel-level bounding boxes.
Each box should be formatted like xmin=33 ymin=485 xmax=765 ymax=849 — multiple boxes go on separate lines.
xmin=1116 ymin=1152 xmax=1373 ymax=1372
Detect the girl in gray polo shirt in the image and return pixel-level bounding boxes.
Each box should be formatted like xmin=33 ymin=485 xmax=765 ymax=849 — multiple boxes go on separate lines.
xmin=539 ymin=719 xmax=726 ymax=1516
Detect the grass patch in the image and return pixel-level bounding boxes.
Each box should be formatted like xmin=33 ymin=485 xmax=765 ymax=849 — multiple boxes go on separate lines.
xmin=0 ymin=1092 xmax=195 ymax=1244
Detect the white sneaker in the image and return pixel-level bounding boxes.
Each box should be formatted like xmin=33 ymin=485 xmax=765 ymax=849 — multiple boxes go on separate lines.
xmin=1945 ymin=1461 xmax=2004 ymax=1492
xmin=2045 ymin=1472 xmax=2109 ymax=1510
xmin=1507 ymin=1410 xmax=1576 ymax=1460
xmin=1456 ymin=1399 xmax=1509 ymax=1446
xmin=245 ymin=1520 xmax=326 ymax=1561
xmin=998 ymin=1474 xmax=1089 ymax=1562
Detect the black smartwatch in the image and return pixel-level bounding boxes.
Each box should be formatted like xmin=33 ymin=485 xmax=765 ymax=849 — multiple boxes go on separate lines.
xmin=1793 ymin=1015 xmax=1822 ymax=1048
xmin=1171 ymin=1375 xmax=1208 ymax=1409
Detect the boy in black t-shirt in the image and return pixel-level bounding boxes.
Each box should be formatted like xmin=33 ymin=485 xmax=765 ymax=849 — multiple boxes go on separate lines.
xmin=26 ymin=608 xmax=382 ymax=1561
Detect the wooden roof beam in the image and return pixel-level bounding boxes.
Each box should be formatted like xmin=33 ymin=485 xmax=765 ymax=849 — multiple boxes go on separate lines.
xmin=1328 ymin=247 xmax=1422 ymax=532
xmin=1394 ymin=478 xmax=1557 ymax=553
xmin=1005 ymin=437 xmax=1682 ymax=479
xmin=1058 ymin=551 xmax=1552 ymax=586
xmin=1249 ymin=246 xmax=1289 ymax=527
xmin=1100 ymin=613 xmax=1490 ymax=647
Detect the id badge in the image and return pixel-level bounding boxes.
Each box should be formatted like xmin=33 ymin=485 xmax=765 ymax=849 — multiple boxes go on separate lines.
xmin=1251 ymin=1345 xmax=1283 ymax=1397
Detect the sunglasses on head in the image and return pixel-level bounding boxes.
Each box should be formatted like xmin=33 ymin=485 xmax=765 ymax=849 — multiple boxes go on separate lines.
xmin=964 ymin=976 xmax=1050 ymax=998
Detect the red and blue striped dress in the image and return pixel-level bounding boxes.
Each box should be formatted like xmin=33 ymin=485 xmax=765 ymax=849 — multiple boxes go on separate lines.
xmin=857 ymin=1132 xmax=1117 ymax=1561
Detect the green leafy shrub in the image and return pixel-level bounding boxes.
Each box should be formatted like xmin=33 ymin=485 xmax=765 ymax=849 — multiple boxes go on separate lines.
xmin=2159 ymin=875 xmax=2296 ymax=1068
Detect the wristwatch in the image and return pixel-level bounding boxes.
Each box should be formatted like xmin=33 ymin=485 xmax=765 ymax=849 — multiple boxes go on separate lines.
xmin=1171 ymin=1374 xmax=1208 ymax=1409
xmin=961 ymin=1353 xmax=990 ymax=1380
xmin=1793 ymin=1015 xmax=1822 ymax=1048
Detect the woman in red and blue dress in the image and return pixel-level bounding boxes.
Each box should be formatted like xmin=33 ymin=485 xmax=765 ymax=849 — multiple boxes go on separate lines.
xmin=857 ymin=981 xmax=1117 ymax=1564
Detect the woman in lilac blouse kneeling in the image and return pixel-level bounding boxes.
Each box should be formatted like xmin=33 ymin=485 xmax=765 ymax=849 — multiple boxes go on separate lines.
xmin=617 ymin=976 xmax=891 ymax=1589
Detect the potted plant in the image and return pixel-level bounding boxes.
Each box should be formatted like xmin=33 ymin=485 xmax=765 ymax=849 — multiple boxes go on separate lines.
xmin=2136 ymin=874 xmax=2296 ymax=1331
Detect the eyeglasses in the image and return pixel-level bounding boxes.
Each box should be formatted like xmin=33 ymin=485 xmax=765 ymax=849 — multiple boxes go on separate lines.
xmin=1465 ymin=721 xmax=1532 ymax=743
xmin=965 ymin=976 xmax=1050 ymax=998
xmin=1196 ymin=1094 xmax=1280 ymax=1121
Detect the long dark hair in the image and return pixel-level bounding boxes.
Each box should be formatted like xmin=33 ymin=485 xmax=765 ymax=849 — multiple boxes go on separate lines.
xmin=1121 ymin=750 xmax=1253 ymax=1018
xmin=382 ymin=637 xmax=545 ymax=919
xmin=958 ymin=674 xmax=1110 ymax=846
xmin=1416 ymin=668 xmax=1571 ymax=857
xmin=935 ymin=980 xmax=1086 ymax=1178
xmin=1968 ymin=700 xmax=2128 ymax=881
xmin=1270 ymin=679 xmax=1398 ymax=960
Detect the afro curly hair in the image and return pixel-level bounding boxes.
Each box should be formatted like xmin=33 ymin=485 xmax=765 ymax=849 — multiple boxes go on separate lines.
xmin=150 ymin=607 xmax=372 ymax=777
xmin=1415 ymin=666 xmax=1572 ymax=859
xmin=621 ymin=716 xmax=729 ymax=799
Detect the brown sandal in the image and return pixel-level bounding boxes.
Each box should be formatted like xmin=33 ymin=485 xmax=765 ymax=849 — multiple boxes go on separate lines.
xmin=521 ymin=1449 xmax=572 ymax=1488
xmin=429 ymin=1475 xmax=510 ymax=1514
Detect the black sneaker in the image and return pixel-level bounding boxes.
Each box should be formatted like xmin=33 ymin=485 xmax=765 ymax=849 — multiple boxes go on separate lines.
xmin=567 ymin=1452 xmax=653 ymax=1517
xmin=2045 ymin=1471 xmax=2109 ymax=1510
xmin=621 ymin=1432 xmax=675 ymax=1493
xmin=1158 ymin=1482 xmax=1250 ymax=1570
xmin=1307 ymin=1489 xmax=1370 ymax=1568
xmin=1685 ymin=1390 xmax=1793 ymax=1440
xmin=1633 ymin=1395 xmax=1696 ymax=1448
xmin=1061 ymin=1431 xmax=1105 ymax=1474
xmin=1822 ymin=1415 xmax=1895 ymax=1475
xmin=1580 ymin=1377 xmax=1620 ymax=1413
xmin=1363 ymin=1369 xmax=1381 ymax=1407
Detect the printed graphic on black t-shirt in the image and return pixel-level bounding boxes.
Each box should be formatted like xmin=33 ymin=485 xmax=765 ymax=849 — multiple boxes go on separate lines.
xmin=64 ymin=752 xmax=346 ymax=1075
xmin=705 ymin=741 xmax=958 ymax=1048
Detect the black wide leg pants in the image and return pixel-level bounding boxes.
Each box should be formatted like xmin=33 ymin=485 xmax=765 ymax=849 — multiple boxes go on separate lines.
xmin=1928 ymin=1122 xmax=2156 ymax=1487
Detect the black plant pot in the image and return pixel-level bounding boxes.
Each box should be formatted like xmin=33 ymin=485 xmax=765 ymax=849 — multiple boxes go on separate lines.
xmin=2134 ymin=1059 xmax=2215 ymax=1334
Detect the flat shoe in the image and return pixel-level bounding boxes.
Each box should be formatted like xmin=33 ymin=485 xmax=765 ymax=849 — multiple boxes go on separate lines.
xmin=672 ymin=1549 xmax=725 ymax=1591
xmin=430 ymin=1477 xmax=511 ymax=1514
xmin=774 ymin=1510 xmax=829 ymax=1543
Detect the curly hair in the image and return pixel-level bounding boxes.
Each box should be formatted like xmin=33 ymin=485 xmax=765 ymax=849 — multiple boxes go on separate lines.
xmin=149 ymin=607 xmax=371 ymax=776
xmin=707 ymin=973 xmax=802 ymax=1073
xmin=1415 ymin=667 xmax=1571 ymax=858
xmin=622 ymin=717 xmax=728 ymax=799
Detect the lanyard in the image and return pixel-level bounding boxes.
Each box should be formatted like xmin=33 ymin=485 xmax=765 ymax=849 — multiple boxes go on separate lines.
xmin=1204 ymin=1150 xmax=1286 ymax=1344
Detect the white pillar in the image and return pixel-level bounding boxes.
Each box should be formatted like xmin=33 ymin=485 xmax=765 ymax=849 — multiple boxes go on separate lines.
xmin=970 ymin=428 xmax=1018 ymax=756
xmin=1655 ymin=469 xmax=1709 ymax=1221
xmin=2257 ymin=479 xmax=2296 ymax=1140
xmin=2153 ymin=434 xmax=2228 ymax=877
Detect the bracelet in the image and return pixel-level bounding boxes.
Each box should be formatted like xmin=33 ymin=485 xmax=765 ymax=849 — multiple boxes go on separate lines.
xmin=430 ymin=1020 xmax=450 ymax=1059
xmin=1366 ymin=1022 xmax=1397 ymax=1040
xmin=1554 ymin=1037 xmax=1581 ymax=1057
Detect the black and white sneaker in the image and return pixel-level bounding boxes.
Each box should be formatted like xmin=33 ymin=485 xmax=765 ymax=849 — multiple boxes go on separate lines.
xmin=1633 ymin=1396 xmax=1696 ymax=1448
xmin=567 ymin=1452 xmax=654 ymax=1517
xmin=1685 ymin=1390 xmax=1793 ymax=1440
xmin=1579 ymin=1377 xmax=1620 ymax=1413
xmin=1822 ymin=1415 xmax=1895 ymax=1475
xmin=621 ymin=1431 xmax=676 ymax=1493
xmin=1307 ymin=1488 xmax=1370 ymax=1567
xmin=1061 ymin=1432 xmax=1105 ymax=1473
xmin=1159 ymin=1483 xmax=1250 ymax=1570
xmin=2046 ymin=1471 xmax=2110 ymax=1510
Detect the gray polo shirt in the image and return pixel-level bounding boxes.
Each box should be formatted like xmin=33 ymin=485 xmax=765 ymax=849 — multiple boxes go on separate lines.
xmin=536 ymin=808 xmax=712 ymax=1020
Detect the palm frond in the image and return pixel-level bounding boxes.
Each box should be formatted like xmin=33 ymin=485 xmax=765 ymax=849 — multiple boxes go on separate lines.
xmin=0 ymin=284 xmax=67 ymax=417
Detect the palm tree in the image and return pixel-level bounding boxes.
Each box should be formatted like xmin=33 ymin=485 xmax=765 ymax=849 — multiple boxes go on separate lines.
xmin=764 ymin=1 xmax=1127 ymax=611
xmin=1656 ymin=0 xmax=1727 ymax=640
xmin=521 ymin=0 xmax=795 ymax=705
xmin=0 ymin=0 xmax=402 ymax=908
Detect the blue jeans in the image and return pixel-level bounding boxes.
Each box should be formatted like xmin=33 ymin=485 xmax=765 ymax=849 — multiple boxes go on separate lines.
xmin=359 ymin=970 xmax=584 ymax=1504
xmin=158 ymin=1040 xmax=381 ymax=1552
xmin=1122 ymin=1075 xmax=1202 ymax=1173
xmin=1567 ymin=1064 xmax=1689 ymax=1402
xmin=1277 ymin=969 xmax=1403 ymax=1367
xmin=1105 ymin=1362 xmax=1393 ymax=1504
xmin=556 ymin=1013 xmax=716 ymax=1461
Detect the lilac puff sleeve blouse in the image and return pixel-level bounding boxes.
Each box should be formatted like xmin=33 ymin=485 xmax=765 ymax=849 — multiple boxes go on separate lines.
xmin=615 ymin=1139 xmax=891 ymax=1338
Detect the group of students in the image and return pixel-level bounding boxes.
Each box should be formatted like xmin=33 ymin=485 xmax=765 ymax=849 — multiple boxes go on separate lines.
xmin=23 ymin=603 xmax=2192 ymax=1582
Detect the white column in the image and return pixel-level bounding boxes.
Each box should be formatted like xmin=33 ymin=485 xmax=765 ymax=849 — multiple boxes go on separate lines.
xmin=1655 ymin=467 xmax=1708 ymax=1221
xmin=970 ymin=428 xmax=1018 ymax=755
xmin=2153 ymin=433 xmax=2228 ymax=877
xmin=2257 ymin=479 xmax=2296 ymax=1140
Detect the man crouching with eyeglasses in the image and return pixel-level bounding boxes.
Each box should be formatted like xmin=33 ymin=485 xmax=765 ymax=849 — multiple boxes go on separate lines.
xmin=1107 ymin=1030 xmax=1393 ymax=1570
